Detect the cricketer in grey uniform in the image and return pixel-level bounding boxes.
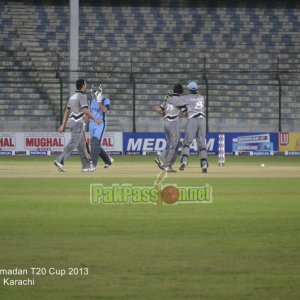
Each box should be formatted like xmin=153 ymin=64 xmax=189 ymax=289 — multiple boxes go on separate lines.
xmin=155 ymin=84 xmax=185 ymax=172
xmin=168 ymin=81 xmax=208 ymax=173
xmin=54 ymin=79 xmax=101 ymax=172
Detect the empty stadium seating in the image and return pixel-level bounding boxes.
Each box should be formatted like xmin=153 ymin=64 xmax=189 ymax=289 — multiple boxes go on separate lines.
xmin=0 ymin=0 xmax=300 ymax=132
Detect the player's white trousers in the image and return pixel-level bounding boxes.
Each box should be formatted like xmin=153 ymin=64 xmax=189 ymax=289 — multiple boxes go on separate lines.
xmin=182 ymin=117 xmax=207 ymax=163
xmin=57 ymin=122 xmax=90 ymax=168
xmin=159 ymin=119 xmax=180 ymax=167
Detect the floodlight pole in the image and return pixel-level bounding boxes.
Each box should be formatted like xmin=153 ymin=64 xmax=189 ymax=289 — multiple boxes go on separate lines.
xmin=276 ymin=58 xmax=282 ymax=132
xmin=69 ymin=0 xmax=79 ymax=96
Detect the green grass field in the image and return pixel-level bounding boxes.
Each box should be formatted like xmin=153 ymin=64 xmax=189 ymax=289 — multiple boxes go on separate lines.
xmin=0 ymin=155 xmax=300 ymax=300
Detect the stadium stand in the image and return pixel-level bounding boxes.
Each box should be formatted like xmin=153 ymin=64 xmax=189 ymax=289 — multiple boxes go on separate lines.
xmin=0 ymin=1 xmax=67 ymax=131
xmin=0 ymin=0 xmax=300 ymax=132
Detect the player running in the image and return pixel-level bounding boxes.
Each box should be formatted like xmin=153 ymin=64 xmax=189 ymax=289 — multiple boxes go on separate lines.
xmin=155 ymin=83 xmax=186 ymax=172
xmin=168 ymin=81 xmax=208 ymax=173
xmin=87 ymin=84 xmax=113 ymax=169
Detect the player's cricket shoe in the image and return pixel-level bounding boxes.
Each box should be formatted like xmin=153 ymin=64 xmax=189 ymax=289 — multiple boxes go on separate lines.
xmin=201 ymin=160 xmax=208 ymax=173
xmin=164 ymin=166 xmax=177 ymax=173
xmin=179 ymin=162 xmax=187 ymax=171
xmin=104 ymin=157 xmax=114 ymax=168
xmin=54 ymin=160 xmax=65 ymax=172
xmin=155 ymin=157 xmax=164 ymax=170
xmin=82 ymin=165 xmax=96 ymax=172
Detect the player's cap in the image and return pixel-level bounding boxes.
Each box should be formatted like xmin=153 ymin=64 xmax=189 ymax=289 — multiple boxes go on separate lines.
xmin=187 ymin=82 xmax=198 ymax=91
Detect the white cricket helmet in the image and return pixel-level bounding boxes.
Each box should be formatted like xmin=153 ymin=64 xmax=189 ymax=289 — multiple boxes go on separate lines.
xmin=91 ymin=84 xmax=102 ymax=101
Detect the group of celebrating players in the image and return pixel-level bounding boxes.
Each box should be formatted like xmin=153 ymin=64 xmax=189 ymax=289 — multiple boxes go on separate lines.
xmin=155 ymin=81 xmax=208 ymax=173
xmin=53 ymin=79 xmax=208 ymax=174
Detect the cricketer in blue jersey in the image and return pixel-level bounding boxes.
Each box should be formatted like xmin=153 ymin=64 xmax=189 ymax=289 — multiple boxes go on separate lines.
xmin=88 ymin=85 xmax=113 ymax=168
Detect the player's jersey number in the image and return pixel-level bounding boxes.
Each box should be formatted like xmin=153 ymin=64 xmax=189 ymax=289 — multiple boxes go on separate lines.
xmin=195 ymin=100 xmax=204 ymax=110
